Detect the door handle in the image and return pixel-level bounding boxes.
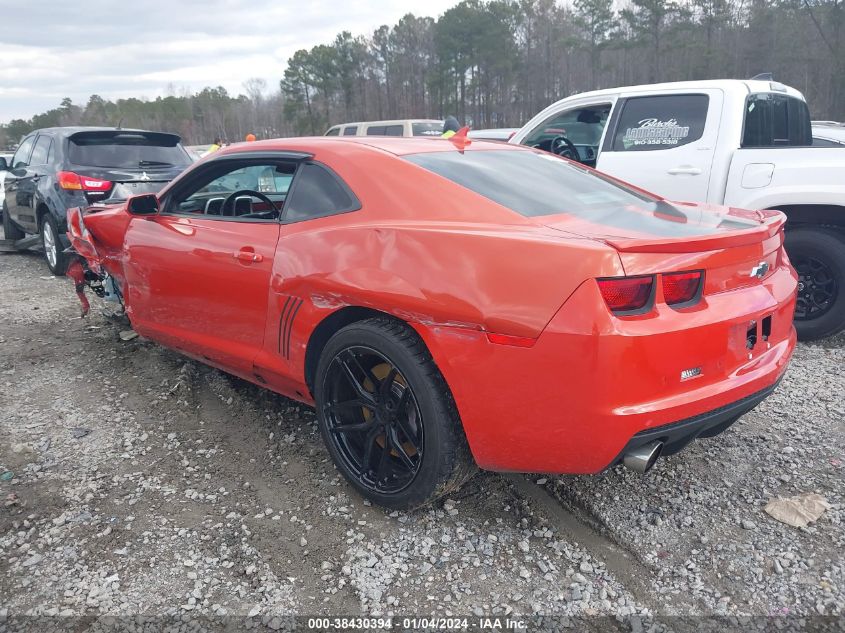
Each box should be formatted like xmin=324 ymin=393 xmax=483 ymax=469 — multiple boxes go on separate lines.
xmin=667 ymin=166 xmax=703 ymax=176
xmin=233 ymin=250 xmax=263 ymax=263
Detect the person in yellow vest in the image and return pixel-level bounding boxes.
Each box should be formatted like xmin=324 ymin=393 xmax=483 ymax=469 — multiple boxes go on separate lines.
xmin=441 ymin=116 xmax=460 ymax=138
xmin=201 ymin=138 xmax=222 ymax=157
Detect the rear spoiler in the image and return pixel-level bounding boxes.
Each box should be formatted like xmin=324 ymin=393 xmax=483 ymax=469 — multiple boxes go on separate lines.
xmin=68 ymin=130 xmax=182 ymax=147
xmin=603 ymin=211 xmax=786 ymax=253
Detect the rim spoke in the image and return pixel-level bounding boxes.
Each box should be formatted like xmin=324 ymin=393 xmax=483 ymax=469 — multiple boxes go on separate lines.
xmin=336 ymin=357 xmax=377 ymax=406
xmin=359 ymin=426 xmax=382 ymax=473
xmin=375 ymin=440 xmax=391 ymax=482
xmin=343 ymin=350 xmax=381 ymax=391
xmin=378 ymin=367 xmax=399 ymax=399
xmin=388 ymin=429 xmax=416 ymax=471
xmin=326 ymin=398 xmax=373 ymax=413
xmin=330 ymin=420 xmax=373 ymax=434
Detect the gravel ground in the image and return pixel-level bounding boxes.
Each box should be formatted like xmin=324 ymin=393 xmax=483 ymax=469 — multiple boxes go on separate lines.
xmin=0 ymin=238 xmax=843 ymax=629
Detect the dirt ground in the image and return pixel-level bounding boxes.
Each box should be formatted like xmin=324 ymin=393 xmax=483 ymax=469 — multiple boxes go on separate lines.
xmin=1 ymin=237 xmax=843 ymax=631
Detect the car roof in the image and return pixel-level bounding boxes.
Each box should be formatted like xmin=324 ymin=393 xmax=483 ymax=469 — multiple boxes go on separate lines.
xmin=25 ymin=126 xmax=179 ymax=138
xmin=214 ymin=136 xmax=526 ymax=158
xmin=543 ymin=79 xmax=805 ymax=105
xmin=329 ymin=119 xmax=442 ymax=128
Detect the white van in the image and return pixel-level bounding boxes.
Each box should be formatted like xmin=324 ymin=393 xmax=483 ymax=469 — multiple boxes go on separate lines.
xmin=324 ymin=119 xmax=443 ymax=138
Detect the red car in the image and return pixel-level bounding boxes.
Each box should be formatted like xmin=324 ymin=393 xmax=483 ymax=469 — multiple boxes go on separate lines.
xmin=66 ymin=135 xmax=797 ymax=509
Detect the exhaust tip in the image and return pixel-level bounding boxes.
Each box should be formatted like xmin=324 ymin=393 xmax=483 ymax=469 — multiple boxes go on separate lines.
xmin=623 ymin=441 xmax=663 ymax=474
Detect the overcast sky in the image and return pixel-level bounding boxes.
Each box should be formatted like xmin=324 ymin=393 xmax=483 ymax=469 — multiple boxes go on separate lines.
xmin=0 ymin=0 xmax=459 ymax=123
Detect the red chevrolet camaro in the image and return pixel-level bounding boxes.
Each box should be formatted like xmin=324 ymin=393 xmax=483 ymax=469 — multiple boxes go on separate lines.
xmin=66 ymin=135 xmax=797 ymax=508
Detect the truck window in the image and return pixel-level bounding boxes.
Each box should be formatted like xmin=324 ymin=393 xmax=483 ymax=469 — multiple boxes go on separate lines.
xmin=325 ymin=127 xmax=340 ymax=136
xmin=342 ymin=126 xmax=358 ymax=136
xmin=610 ymin=94 xmax=709 ymax=151
xmin=742 ymin=94 xmax=812 ymax=147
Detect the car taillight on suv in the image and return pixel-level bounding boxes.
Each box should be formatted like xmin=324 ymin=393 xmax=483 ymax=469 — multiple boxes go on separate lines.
xmin=58 ymin=171 xmax=112 ymax=193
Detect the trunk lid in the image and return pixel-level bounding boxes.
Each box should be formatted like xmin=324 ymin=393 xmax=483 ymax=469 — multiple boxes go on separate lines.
xmin=537 ymin=201 xmax=787 ymax=293
xmin=67 ymin=130 xmax=190 ymax=203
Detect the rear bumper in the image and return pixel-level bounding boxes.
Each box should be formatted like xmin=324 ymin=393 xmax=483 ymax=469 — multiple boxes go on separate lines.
xmin=414 ymin=265 xmax=797 ymax=474
xmin=609 ymin=379 xmax=779 ymax=468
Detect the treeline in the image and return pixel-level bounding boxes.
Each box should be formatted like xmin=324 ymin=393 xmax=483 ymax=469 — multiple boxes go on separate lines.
xmin=2 ymin=0 xmax=844 ymax=147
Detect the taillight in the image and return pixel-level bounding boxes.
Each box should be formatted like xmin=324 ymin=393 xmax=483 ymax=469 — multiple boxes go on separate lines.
xmin=663 ymin=271 xmax=703 ymax=306
xmin=597 ymin=276 xmax=654 ymax=313
xmin=58 ymin=171 xmax=111 ymax=192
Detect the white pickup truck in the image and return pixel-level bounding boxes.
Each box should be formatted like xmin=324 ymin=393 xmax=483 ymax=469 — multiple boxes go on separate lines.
xmin=510 ymin=79 xmax=845 ymax=341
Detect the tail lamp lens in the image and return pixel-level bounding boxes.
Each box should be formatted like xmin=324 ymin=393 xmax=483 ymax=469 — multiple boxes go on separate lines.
xmin=58 ymin=171 xmax=83 ymax=190
xmin=597 ymin=276 xmax=654 ymax=313
xmin=58 ymin=171 xmax=111 ymax=192
xmin=663 ymin=271 xmax=703 ymax=306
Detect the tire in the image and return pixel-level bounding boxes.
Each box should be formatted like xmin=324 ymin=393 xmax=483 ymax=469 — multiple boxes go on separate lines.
xmin=314 ymin=317 xmax=476 ymax=509
xmin=2 ymin=201 xmax=25 ymax=241
xmin=40 ymin=214 xmax=68 ymax=276
xmin=786 ymin=227 xmax=845 ymax=341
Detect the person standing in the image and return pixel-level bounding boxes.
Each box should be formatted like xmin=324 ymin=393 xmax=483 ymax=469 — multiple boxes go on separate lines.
xmin=441 ymin=116 xmax=460 ymax=138
xmin=202 ymin=138 xmax=222 ymax=157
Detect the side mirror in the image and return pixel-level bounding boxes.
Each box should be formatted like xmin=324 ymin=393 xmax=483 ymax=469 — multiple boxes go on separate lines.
xmin=127 ymin=193 xmax=160 ymax=215
xmin=0 ymin=157 xmax=8 ymax=171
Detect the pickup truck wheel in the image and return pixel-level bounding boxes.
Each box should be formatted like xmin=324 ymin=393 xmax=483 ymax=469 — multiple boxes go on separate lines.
xmin=314 ymin=318 xmax=476 ymax=510
xmin=2 ymin=201 xmax=25 ymax=241
xmin=40 ymin=215 xmax=68 ymax=276
xmin=786 ymin=228 xmax=845 ymax=341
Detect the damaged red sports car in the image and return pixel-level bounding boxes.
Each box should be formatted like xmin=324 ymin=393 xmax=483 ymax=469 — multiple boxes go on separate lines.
xmin=66 ymin=136 xmax=797 ymax=508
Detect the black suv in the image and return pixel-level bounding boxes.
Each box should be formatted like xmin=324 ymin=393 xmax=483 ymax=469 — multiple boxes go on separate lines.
xmin=1 ymin=127 xmax=192 ymax=275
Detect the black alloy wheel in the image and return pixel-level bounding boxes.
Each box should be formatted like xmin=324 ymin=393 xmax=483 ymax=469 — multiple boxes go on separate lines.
xmin=793 ymin=255 xmax=837 ymax=320
xmin=314 ymin=318 xmax=475 ymax=509
xmin=322 ymin=345 xmax=424 ymax=494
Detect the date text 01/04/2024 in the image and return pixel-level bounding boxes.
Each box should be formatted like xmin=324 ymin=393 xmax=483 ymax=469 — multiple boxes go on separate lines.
xmin=305 ymin=617 xmax=528 ymax=630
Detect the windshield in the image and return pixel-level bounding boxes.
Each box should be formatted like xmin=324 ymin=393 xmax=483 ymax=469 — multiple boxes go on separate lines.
xmin=68 ymin=133 xmax=191 ymax=169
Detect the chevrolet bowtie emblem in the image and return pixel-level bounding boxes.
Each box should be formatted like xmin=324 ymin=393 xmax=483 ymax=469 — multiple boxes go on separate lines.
xmin=750 ymin=261 xmax=769 ymax=278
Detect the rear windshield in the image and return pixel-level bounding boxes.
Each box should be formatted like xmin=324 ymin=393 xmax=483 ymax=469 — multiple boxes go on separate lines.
xmin=68 ymin=132 xmax=191 ymax=169
xmin=405 ymin=149 xmax=662 ymax=218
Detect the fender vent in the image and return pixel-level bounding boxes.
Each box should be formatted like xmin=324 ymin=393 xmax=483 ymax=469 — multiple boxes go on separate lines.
xmin=278 ymin=296 xmax=304 ymax=359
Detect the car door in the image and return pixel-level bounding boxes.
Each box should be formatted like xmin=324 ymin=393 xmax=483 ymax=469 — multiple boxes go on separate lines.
xmin=18 ymin=135 xmax=53 ymax=232
xmin=596 ymin=90 xmax=723 ymax=202
xmin=4 ymin=135 xmax=37 ymax=231
xmin=123 ymin=158 xmax=295 ymax=378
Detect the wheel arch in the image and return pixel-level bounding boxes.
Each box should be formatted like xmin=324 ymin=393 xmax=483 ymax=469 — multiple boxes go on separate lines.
xmin=35 ymin=201 xmax=52 ymax=227
xmin=304 ymin=306 xmax=405 ymax=394
xmin=772 ymin=204 xmax=845 ymax=237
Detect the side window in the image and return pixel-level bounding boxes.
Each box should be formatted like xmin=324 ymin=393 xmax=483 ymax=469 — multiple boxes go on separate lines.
xmin=167 ymin=162 xmax=296 ymax=220
xmin=284 ymin=162 xmax=360 ymax=223
xmin=522 ymin=105 xmax=611 ymax=152
xmin=343 ymin=126 xmax=358 ymax=136
xmin=366 ymin=126 xmax=386 ymax=136
xmin=29 ymin=136 xmax=53 ymax=166
xmin=742 ymin=94 xmax=812 ymax=147
xmin=12 ymin=136 xmax=36 ymax=169
xmin=610 ymin=94 xmax=709 ymax=151
xmin=384 ymin=125 xmax=404 ymax=137
xmin=325 ymin=127 xmax=340 ymax=136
